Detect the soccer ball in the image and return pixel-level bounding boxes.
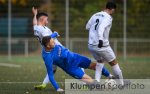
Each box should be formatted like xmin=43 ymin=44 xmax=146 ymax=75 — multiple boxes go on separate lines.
xmin=104 ymin=79 xmax=117 ymax=89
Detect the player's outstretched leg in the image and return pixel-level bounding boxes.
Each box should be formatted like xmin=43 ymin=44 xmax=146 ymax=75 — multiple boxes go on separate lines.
xmin=88 ymin=61 xmax=114 ymax=79
xmin=95 ymin=62 xmax=104 ymax=82
xmin=34 ymin=65 xmax=57 ymax=90
xmin=109 ymin=60 xmax=124 ymax=85
xmin=81 ymin=74 xmax=103 ymax=91
xmin=101 ymin=65 xmax=115 ymax=79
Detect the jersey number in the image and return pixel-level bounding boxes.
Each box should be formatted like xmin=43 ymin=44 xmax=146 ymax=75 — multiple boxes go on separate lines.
xmin=95 ymin=19 xmax=99 ymax=30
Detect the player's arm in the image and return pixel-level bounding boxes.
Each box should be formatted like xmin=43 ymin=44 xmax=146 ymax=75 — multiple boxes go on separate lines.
xmin=32 ymin=7 xmax=37 ymax=25
xmin=44 ymin=57 xmax=63 ymax=91
xmin=97 ymin=18 xmax=111 ymax=48
xmin=86 ymin=15 xmax=94 ymax=30
xmin=86 ymin=15 xmax=95 ymax=30
xmin=50 ymin=32 xmax=64 ymax=46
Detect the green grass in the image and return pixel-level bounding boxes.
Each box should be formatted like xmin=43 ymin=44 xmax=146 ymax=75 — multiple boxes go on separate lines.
xmin=0 ymin=55 xmax=150 ymax=94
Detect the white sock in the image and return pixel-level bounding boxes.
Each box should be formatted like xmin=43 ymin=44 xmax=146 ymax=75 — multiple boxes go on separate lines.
xmin=95 ymin=63 xmax=104 ymax=82
xmin=42 ymin=74 xmax=49 ymax=84
xmin=81 ymin=68 xmax=86 ymax=84
xmin=108 ymin=74 xmax=113 ymax=78
xmin=112 ymin=64 xmax=124 ymax=85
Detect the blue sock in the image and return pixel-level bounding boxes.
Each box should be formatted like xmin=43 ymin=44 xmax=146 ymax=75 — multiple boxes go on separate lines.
xmin=102 ymin=67 xmax=110 ymax=77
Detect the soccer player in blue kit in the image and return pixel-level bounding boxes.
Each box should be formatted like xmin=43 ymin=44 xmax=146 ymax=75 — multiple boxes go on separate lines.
xmin=41 ymin=36 xmax=113 ymax=92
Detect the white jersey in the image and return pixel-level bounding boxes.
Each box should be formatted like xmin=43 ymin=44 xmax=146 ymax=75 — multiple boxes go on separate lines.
xmin=33 ymin=25 xmax=62 ymax=46
xmin=86 ymin=11 xmax=112 ymax=46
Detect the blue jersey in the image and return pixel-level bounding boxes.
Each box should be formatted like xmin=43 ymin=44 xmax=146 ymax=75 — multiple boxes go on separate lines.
xmin=42 ymin=45 xmax=91 ymax=90
xmin=42 ymin=45 xmax=80 ymax=70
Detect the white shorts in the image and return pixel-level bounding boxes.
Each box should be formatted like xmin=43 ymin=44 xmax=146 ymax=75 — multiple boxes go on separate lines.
xmin=88 ymin=45 xmax=116 ymax=63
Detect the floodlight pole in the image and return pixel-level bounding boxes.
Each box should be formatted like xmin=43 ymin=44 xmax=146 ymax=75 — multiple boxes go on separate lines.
xmin=123 ymin=0 xmax=127 ymax=62
xmin=8 ymin=0 xmax=12 ymax=61
xmin=65 ymin=0 xmax=69 ymax=48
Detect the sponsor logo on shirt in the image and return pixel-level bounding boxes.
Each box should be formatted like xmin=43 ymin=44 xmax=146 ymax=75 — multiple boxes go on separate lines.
xmin=58 ymin=47 xmax=61 ymax=57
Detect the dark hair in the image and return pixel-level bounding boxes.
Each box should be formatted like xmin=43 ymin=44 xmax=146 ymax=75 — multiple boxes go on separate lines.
xmin=36 ymin=12 xmax=48 ymax=20
xmin=42 ymin=36 xmax=51 ymax=47
xmin=106 ymin=2 xmax=116 ymax=9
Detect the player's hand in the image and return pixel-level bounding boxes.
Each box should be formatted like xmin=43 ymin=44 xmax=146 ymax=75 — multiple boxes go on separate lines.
xmin=98 ymin=40 xmax=103 ymax=48
xmin=54 ymin=31 xmax=60 ymax=37
xmin=50 ymin=31 xmax=60 ymax=38
xmin=57 ymin=88 xmax=64 ymax=92
xmin=32 ymin=7 xmax=37 ymax=15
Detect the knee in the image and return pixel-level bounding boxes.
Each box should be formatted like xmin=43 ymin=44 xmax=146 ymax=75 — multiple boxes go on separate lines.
xmin=97 ymin=60 xmax=103 ymax=63
xmin=88 ymin=62 xmax=96 ymax=70
xmin=109 ymin=60 xmax=117 ymax=66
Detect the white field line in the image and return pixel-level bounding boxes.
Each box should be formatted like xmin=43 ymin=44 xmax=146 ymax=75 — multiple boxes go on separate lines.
xmin=0 ymin=63 xmax=21 ymax=68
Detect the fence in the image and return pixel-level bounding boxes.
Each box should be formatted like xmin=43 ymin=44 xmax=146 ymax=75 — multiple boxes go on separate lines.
xmin=0 ymin=38 xmax=149 ymax=58
xmin=0 ymin=0 xmax=150 ymax=62
xmin=0 ymin=38 xmax=39 ymax=56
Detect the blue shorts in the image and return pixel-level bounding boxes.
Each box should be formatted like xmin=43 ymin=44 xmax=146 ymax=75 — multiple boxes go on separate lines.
xmin=65 ymin=54 xmax=91 ymax=79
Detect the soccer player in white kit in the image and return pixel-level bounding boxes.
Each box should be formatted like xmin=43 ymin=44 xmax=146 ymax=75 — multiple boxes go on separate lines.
xmin=86 ymin=2 xmax=124 ymax=85
xmin=32 ymin=7 xmax=63 ymax=91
